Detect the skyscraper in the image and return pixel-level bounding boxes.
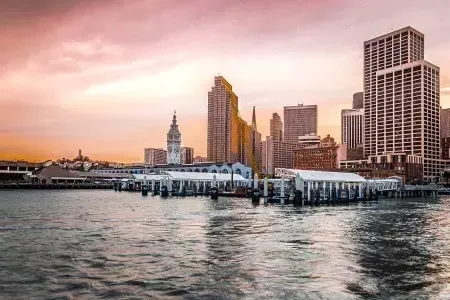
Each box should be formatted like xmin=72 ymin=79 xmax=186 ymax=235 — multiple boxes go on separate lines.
xmin=283 ymin=104 xmax=317 ymax=143
xmin=207 ymin=76 xmax=240 ymax=163
xmin=363 ymin=27 xmax=441 ymax=181
xmin=270 ymin=112 xmax=283 ymax=141
xmin=167 ymin=111 xmax=181 ymax=165
xmin=341 ymin=108 xmax=364 ymax=148
xmin=352 ymin=92 xmax=364 ymax=109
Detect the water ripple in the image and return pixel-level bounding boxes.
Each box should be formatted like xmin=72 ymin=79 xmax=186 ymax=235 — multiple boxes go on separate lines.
xmin=0 ymin=190 xmax=449 ymax=299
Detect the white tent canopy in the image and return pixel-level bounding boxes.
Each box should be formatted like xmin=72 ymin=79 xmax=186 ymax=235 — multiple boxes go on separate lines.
xmin=275 ymin=168 xmax=367 ymax=183
xmin=162 ymin=171 xmax=246 ymax=181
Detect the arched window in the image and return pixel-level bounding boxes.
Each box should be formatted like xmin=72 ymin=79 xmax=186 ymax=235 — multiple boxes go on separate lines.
xmin=221 ymin=169 xmax=228 ymax=174
xmin=202 ymin=168 xmax=208 ymax=173
xmin=235 ymin=168 xmax=242 ymax=175
xmin=194 ymin=169 xmax=200 ymax=172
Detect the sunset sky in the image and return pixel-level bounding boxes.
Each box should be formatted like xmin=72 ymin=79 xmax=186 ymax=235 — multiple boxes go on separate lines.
xmin=1 ymin=0 xmax=449 ymax=162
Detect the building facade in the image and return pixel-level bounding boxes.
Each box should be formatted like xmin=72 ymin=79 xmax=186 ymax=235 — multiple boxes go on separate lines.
xmin=94 ymin=162 xmax=253 ymax=179
xmin=298 ymin=134 xmax=321 ymax=148
xmin=341 ymin=108 xmax=364 ymax=149
xmin=283 ymin=104 xmax=317 ymax=143
xmin=363 ymin=27 xmax=441 ymax=181
xmin=207 ymin=76 xmax=262 ymax=173
xmin=353 ymin=92 xmax=364 ymax=109
xmin=261 ymin=137 xmax=309 ymax=176
xmin=340 ymin=153 xmax=423 ymax=183
xmin=441 ymin=108 xmax=450 ymax=139
xmin=270 ymin=112 xmax=283 ymax=141
xmin=292 ymin=145 xmax=347 ymax=171
xmin=181 ymin=147 xmax=194 ymax=164
xmin=144 ymin=148 xmax=167 ymax=166
xmin=167 ymin=112 xmax=182 ymax=165
xmin=207 ymin=76 xmax=240 ymax=163
xmin=442 ymin=138 xmax=450 ymax=160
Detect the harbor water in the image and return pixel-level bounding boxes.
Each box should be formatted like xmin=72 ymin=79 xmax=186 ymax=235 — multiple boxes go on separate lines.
xmin=0 ymin=190 xmax=449 ymax=299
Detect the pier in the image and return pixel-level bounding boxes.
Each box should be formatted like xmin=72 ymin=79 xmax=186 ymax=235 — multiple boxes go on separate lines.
xmin=114 ymin=168 xmax=439 ymax=205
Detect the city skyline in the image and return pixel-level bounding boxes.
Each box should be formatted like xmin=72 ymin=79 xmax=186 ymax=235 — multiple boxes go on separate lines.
xmin=1 ymin=0 xmax=450 ymax=162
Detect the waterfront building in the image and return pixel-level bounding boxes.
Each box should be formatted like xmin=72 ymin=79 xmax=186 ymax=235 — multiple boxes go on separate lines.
xmin=144 ymin=148 xmax=167 ymax=166
xmin=352 ymin=92 xmax=364 ymax=109
xmin=292 ymin=144 xmax=347 ymax=171
xmin=207 ymin=76 xmax=261 ymax=173
xmin=441 ymin=108 xmax=450 ymax=139
xmin=0 ymin=160 xmax=42 ymax=182
xmin=270 ymin=112 xmax=283 ymax=141
xmin=94 ymin=162 xmax=253 ymax=179
xmin=341 ymin=108 xmax=364 ymax=149
xmin=363 ymin=26 xmax=441 ymax=181
xmin=181 ymin=147 xmax=194 ymax=164
xmin=167 ymin=111 xmax=182 ymax=165
xmin=260 ymin=137 xmax=306 ymax=176
xmin=340 ymin=153 xmax=423 ymax=183
xmin=284 ymin=104 xmax=318 ymax=143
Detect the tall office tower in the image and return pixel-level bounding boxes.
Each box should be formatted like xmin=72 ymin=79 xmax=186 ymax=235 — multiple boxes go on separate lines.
xmin=353 ymin=92 xmax=364 ymax=109
xmin=207 ymin=76 xmax=240 ymax=163
xmin=144 ymin=148 xmax=167 ymax=166
xmin=283 ymin=104 xmax=318 ymax=143
xmin=440 ymin=108 xmax=450 ymax=139
xmin=270 ymin=112 xmax=283 ymax=141
xmin=341 ymin=108 xmax=364 ymax=148
xmin=363 ymin=27 xmax=441 ymax=181
xmin=167 ymin=111 xmax=182 ymax=165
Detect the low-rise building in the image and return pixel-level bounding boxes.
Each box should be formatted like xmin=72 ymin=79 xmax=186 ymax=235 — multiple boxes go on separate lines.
xmin=340 ymin=153 xmax=423 ymax=184
xmin=292 ymin=144 xmax=347 ymax=171
xmin=144 ymin=148 xmax=167 ymax=166
xmin=94 ymin=162 xmax=253 ymax=179
xmin=181 ymin=147 xmax=194 ymax=164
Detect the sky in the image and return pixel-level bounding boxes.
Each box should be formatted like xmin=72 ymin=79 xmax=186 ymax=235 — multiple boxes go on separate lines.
xmin=1 ymin=0 xmax=450 ymax=162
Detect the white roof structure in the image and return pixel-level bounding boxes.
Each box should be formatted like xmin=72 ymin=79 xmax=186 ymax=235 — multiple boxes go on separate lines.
xmin=275 ymin=168 xmax=367 ymax=183
xmin=132 ymin=174 xmax=167 ymax=181
xmin=162 ymin=171 xmax=246 ymax=181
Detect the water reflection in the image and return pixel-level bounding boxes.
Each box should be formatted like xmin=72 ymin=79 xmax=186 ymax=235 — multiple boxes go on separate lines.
xmin=347 ymin=198 xmax=450 ymax=299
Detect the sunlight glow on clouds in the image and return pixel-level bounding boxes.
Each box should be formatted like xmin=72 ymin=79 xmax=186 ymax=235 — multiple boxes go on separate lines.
xmin=1 ymin=0 xmax=449 ymax=162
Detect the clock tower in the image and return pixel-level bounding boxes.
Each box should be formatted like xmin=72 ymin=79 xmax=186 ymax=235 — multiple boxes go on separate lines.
xmin=167 ymin=111 xmax=181 ymax=165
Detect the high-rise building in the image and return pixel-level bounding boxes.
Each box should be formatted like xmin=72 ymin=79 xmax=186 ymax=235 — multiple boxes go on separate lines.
xmin=207 ymin=76 xmax=240 ymax=163
xmin=270 ymin=113 xmax=283 ymax=141
xmin=284 ymin=104 xmax=317 ymax=143
xmin=144 ymin=148 xmax=167 ymax=166
xmin=207 ymin=76 xmax=261 ymax=173
xmin=181 ymin=147 xmax=194 ymax=164
xmin=441 ymin=108 xmax=450 ymax=139
xmin=167 ymin=111 xmax=182 ymax=165
xmin=353 ymin=92 xmax=364 ymax=109
xmin=341 ymin=108 xmax=364 ymax=149
xmin=363 ymin=26 xmax=441 ymax=181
